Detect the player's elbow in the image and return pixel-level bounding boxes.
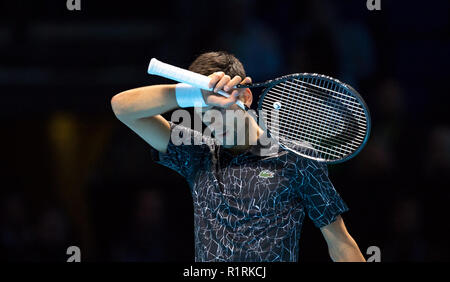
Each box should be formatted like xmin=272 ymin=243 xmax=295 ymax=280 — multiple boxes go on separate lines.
xmin=111 ymin=93 xmax=129 ymax=120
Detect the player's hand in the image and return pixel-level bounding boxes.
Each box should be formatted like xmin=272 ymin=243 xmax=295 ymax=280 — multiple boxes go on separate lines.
xmin=201 ymin=72 xmax=252 ymax=108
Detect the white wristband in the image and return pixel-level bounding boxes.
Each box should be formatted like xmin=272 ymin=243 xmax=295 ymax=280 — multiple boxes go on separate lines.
xmin=175 ymin=83 xmax=208 ymax=108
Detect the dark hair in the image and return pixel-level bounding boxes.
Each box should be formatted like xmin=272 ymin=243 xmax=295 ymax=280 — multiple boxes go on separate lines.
xmin=189 ymin=51 xmax=246 ymax=78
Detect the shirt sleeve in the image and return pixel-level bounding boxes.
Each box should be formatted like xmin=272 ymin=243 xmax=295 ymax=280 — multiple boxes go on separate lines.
xmin=298 ymin=159 xmax=349 ymax=228
xmin=150 ymin=122 xmax=211 ymax=181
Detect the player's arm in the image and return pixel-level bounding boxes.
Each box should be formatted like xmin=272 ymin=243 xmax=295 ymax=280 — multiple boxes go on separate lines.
xmin=111 ymin=84 xmax=177 ymax=153
xmin=110 ymin=73 xmax=250 ymax=153
xmin=320 ymin=215 xmax=366 ymax=262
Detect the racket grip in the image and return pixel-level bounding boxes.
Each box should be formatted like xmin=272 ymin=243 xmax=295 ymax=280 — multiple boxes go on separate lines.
xmin=148 ymin=58 xmax=211 ymax=89
xmin=148 ymin=58 xmax=245 ymax=110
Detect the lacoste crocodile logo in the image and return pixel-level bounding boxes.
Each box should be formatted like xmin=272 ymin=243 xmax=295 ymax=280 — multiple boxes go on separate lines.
xmin=258 ymin=170 xmax=274 ymax=178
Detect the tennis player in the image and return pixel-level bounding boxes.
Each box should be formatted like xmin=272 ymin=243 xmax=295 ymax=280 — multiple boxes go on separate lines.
xmin=111 ymin=51 xmax=365 ymax=262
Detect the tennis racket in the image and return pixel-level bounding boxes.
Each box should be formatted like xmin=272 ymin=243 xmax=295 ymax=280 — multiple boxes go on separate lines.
xmin=148 ymin=58 xmax=371 ymax=164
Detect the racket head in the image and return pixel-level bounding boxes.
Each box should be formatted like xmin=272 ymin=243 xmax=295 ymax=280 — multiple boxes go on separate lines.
xmin=255 ymin=73 xmax=371 ymax=164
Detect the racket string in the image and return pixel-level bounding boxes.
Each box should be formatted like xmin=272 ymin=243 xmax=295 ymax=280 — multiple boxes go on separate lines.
xmin=295 ymin=79 xmax=361 ymax=106
xmin=272 ymin=82 xmax=366 ymax=123
xmin=261 ymin=100 xmax=366 ymax=148
xmin=267 ymin=87 xmax=366 ymax=134
xmin=262 ymin=111 xmax=360 ymax=156
xmin=283 ymin=79 xmax=367 ymax=115
xmin=261 ymin=100 xmax=366 ymax=144
xmin=264 ymin=95 xmax=365 ymax=141
xmin=265 ymin=89 xmax=367 ymax=135
xmin=269 ymin=84 xmax=367 ymax=132
xmin=279 ymin=138 xmax=343 ymax=160
xmin=275 ymin=133 xmax=344 ymax=159
xmin=272 ymin=81 xmax=366 ymax=121
xmin=261 ymin=107 xmax=361 ymax=155
xmin=275 ymin=136 xmax=342 ymax=161
xmin=261 ymin=100 xmax=365 ymax=147
xmin=261 ymin=77 xmax=368 ymax=161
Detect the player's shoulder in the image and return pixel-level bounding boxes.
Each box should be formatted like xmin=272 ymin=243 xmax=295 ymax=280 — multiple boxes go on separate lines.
xmin=280 ymin=139 xmax=327 ymax=171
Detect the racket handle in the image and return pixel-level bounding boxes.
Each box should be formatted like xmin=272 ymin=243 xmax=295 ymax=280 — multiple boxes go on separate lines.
xmin=148 ymin=58 xmax=245 ymax=110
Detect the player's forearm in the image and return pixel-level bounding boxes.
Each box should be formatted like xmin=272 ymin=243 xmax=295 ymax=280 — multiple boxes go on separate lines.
xmin=111 ymin=84 xmax=178 ymax=121
xmin=328 ymin=238 xmax=366 ymax=262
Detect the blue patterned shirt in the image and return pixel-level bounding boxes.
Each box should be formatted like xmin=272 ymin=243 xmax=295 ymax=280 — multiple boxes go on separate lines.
xmin=151 ymin=122 xmax=348 ymax=262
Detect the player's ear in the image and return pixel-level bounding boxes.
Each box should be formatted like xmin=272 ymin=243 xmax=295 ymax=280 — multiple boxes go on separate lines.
xmin=242 ymin=88 xmax=252 ymax=107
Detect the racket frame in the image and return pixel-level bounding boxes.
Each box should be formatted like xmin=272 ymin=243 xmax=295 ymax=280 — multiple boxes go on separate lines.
xmin=239 ymin=73 xmax=371 ymax=164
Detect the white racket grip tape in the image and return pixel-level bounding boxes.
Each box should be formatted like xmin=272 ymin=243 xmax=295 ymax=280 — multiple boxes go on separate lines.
xmin=148 ymin=58 xmax=245 ymax=110
xmin=148 ymin=58 xmax=211 ymax=89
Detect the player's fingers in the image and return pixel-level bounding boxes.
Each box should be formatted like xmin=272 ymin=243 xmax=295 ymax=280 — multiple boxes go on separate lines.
xmin=241 ymin=76 xmax=252 ymax=85
xmin=221 ymin=91 xmax=240 ymax=107
xmin=206 ymin=92 xmax=238 ymax=107
xmin=231 ymin=90 xmax=240 ymax=97
xmin=231 ymin=89 xmax=246 ymax=103
xmin=206 ymin=94 xmax=230 ymax=106
xmin=224 ymin=76 xmax=242 ymax=92
xmin=214 ymin=75 xmax=231 ymax=93
xmin=208 ymin=72 xmax=224 ymax=89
